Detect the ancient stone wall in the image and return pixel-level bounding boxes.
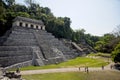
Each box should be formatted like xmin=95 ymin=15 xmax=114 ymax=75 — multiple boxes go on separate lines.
xmin=5 ymin=60 xmax=32 ymax=69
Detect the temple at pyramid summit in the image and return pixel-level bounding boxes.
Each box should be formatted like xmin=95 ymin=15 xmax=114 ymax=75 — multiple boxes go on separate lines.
xmin=0 ymin=16 xmax=96 ymax=69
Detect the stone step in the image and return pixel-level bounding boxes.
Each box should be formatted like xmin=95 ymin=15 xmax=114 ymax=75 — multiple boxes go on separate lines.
xmin=10 ymin=30 xmax=33 ymax=34
xmin=13 ymin=26 xmax=29 ymax=30
xmin=62 ymin=51 xmax=74 ymax=55
xmin=0 ymin=55 xmax=32 ymax=67
xmin=4 ymin=42 xmax=38 ymax=46
xmin=7 ymin=36 xmax=35 ymax=39
xmin=0 ymin=46 xmax=33 ymax=51
xmin=9 ymin=33 xmax=35 ymax=39
xmin=38 ymin=35 xmax=55 ymax=38
xmin=57 ymin=46 xmax=71 ymax=51
xmin=12 ymin=30 xmax=31 ymax=34
xmin=33 ymin=30 xmax=75 ymax=60
xmin=0 ymin=51 xmax=32 ymax=57
xmin=12 ymin=30 xmax=32 ymax=34
xmin=7 ymin=38 xmax=36 ymax=42
xmin=12 ymin=30 xmax=33 ymax=35
xmin=65 ymin=55 xmax=75 ymax=59
xmin=13 ymin=27 xmax=32 ymax=32
xmin=37 ymin=30 xmax=52 ymax=35
xmin=5 ymin=38 xmax=37 ymax=44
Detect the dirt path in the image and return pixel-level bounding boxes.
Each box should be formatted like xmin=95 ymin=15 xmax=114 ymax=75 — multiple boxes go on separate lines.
xmin=21 ymin=67 xmax=116 ymax=75
xmin=20 ymin=60 xmax=117 ymax=75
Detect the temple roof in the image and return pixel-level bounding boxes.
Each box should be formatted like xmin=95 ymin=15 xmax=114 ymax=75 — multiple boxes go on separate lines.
xmin=13 ymin=16 xmax=44 ymax=25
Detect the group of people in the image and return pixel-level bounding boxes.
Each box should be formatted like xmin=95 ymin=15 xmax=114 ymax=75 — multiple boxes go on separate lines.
xmin=79 ymin=66 xmax=89 ymax=73
xmin=78 ymin=64 xmax=114 ymax=73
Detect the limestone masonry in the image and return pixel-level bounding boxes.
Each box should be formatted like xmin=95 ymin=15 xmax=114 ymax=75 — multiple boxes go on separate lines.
xmin=0 ymin=16 xmax=96 ymax=69
xmin=0 ymin=16 xmax=82 ymax=69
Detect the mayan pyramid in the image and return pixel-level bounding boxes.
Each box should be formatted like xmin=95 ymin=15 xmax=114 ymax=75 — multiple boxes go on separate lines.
xmin=0 ymin=16 xmax=79 ymax=68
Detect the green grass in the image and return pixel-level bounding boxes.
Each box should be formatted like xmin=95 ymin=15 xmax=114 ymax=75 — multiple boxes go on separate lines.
xmin=88 ymin=53 xmax=111 ymax=57
xmin=22 ymin=71 xmax=120 ymax=80
xmin=19 ymin=57 xmax=108 ymax=71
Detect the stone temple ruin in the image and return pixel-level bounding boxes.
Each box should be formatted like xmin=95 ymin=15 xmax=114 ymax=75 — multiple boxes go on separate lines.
xmin=0 ymin=16 xmax=96 ymax=69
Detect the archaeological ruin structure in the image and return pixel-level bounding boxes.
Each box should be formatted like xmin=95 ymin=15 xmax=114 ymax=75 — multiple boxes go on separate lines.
xmin=12 ymin=16 xmax=45 ymax=30
xmin=0 ymin=16 xmax=79 ymax=68
xmin=0 ymin=16 xmax=96 ymax=69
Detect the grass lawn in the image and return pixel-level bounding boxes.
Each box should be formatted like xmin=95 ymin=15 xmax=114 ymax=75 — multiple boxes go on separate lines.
xmin=19 ymin=57 xmax=109 ymax=71
xmin=22 ymin=71 xmax=120 ymax=80
xmin=88 ymin=53 xmax=111 ymax=58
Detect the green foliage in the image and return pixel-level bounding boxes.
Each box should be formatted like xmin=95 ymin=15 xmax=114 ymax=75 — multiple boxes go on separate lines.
xmin=84 ymin=34 xmax=99 ymax=47
xmin=95 ymin=33 xmax=116 ymax=53
xmin=72 ymin=29 xmax=85 ymax=42
xmin=88 ymin=53 xmax=111 ymax=58
xmin=113 ymin=25 xmax=120 ymax=37
xmin=13 ymin=4 xmax=28 ymax=12
xmin=71 ymin=29 xmax=99 ymax=47
xmin=0 ymin=0 xmax=7 ymax=36
xmin=16 ymin=12 xmax=30 ymax=17
xmin=111 ymin=42 xmax=120 ymax=62
xmin=3 ymin=0 xmax=15 ymax=7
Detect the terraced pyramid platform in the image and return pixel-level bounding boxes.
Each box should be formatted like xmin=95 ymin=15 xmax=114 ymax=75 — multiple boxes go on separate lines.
xmin=0 ymin=17 xmax=79 ymax=68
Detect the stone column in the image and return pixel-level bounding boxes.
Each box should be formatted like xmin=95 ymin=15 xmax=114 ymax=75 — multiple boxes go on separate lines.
xmin=34 ymin=25 xmax=36 ymax=29
xmin=42 ymin=26 xmax=45 ymax=30
xmin=22 ymin=22 xmax=25 ymax=27
xmin=28 ymin=23 xmax=31 ymax=28
xmin=38 ymin=26 xmax=41 ymax=29
xmin=16 ymin=21 xmax=19 ymax=26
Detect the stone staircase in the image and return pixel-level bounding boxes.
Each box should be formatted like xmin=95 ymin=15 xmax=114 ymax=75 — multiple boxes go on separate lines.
xmin=61 ymin=39 xmax=96 ymax=56
xmin=0 ymin=26 xmax=78 ymax=68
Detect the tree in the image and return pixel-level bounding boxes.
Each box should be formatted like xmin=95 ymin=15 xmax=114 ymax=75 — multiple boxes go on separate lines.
xmin=3 ymin=0 xmax=15 ymax=7
xmin=13 ymin=4 xmax=28 ymax=12
xmin=74 ymin=29 xmax=85 ymax=43
xmin=94 ymin=33 xmax=115 ymax=53
xmin=41 ymin=7 xmax=51 ymax=15
xmin=84 ymin=34 xmax=99 ymax=47
xmin=24 ymin=0 xmax=34 ymax=7
xmin=113 ymin=25 xmax=120 ymax=37
xmin=95 ymin=41 xmax=105 ymax=52
xmin=0 ymin=0 xmax=6 ymax=23
xmin=63 ymin=17 xmax=73 ymax=39
xmin=112 ymin=42 xmax=120 ymax=62
xmin=16 ymin=12 xmax=30 ymax=18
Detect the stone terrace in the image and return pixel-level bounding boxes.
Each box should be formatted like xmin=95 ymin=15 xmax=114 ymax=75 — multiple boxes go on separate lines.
xmin=0 ymin=26 xmax=80 ymax=68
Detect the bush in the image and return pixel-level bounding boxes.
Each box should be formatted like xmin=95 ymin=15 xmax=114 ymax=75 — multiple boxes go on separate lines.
xmin=111 ymin=42 xmax=120 ymax=62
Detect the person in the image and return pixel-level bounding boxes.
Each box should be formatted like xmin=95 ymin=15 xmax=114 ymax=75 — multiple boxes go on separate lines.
xmin=110 ymin=65 xmax=113 ymax=69
xmin=15 ymin=68 xmax=21 ymax=79
xmin=85 ymin=67 xmax=86 ymax=72
xmin=16 ymin=68 xmax=20 ymax=73
xmin=79 ymin=67 xmax=80 ymax=71
xmin=102 ymin=65 xmax=104 ymax=70
xmin=86 ymin=66 xmax=89 ymax=73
